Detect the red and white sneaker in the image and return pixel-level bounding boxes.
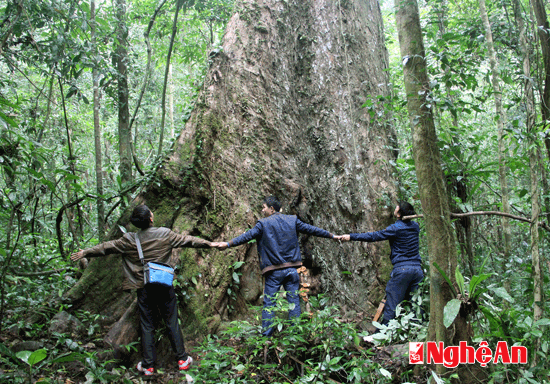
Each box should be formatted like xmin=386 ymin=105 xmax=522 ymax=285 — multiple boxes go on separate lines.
xmin=178 ymin=356 xmax=193 ymax=371
xmin=136 ymin=361 xmax=154 ymax=376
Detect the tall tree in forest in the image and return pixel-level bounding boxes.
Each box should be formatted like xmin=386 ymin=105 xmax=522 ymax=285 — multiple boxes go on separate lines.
xmin=514 ymin=0 xmax=543 ymax=362
xmin=158 ymin=0 xmax=185 ymax=156
xmin=394 ymin=0 xmax=486 ymax=381
xmin=531 ymin=0 xmax=550 ymax=227
xmin=531 ymin=0 xmax=550 ymax=162
xmin=116 ymin=0 xmax=132 ymax=197
xmin=478 ymin=0 xmax=512 ymax=280
xmin=91 ymin=0 xmax=105 ymax=241
xmin=393 ymin=0 xmax=456 ymax=349
xmin=65 ymin=0 xmax=398 ymax=363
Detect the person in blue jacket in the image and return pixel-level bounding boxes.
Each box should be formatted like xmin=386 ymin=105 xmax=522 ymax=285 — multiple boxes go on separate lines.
xmin=337 ymin=201 xmax=423 ymax=328
xmin=215 ymin=196 xmax=336 ymax=336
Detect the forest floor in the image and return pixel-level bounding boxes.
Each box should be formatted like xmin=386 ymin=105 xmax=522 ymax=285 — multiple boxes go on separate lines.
xmin=1 ymin=304 xmax=429 ymax=383
xmin=1 ymin=327 xmax=428 ymax=383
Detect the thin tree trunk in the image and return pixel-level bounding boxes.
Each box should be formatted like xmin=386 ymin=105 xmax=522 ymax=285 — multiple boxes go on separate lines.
xmin=129 ymin=0 xmax=169 ymax=176
xmin=531 ymin=0 xmax=550 ymax=162
xmin=158 ymin=0 xmax=184 ymax=157
xmin=515 ymin=0 xmax=543 ymax=363
xmin=394 ymin=1 xmax=488 ymax=382
xmin=91 ymin=0 xmax=105 ymax=241
xmin=531 ymin=0 xmax=550 ymax=227
xmin=478 ymin=0 xmax=512 ymax=273
xmin=393 ymin=0 xmax=457 ymax=352
xmin=58 ymin=77 xmax=83 ymax=240
xmin=169 ymin=64 xmax=175 ymax=139
xmin=0 ymin=205 xmax=22 ymax=332
xmin=116 ymin=0 xmax=132 ymax=196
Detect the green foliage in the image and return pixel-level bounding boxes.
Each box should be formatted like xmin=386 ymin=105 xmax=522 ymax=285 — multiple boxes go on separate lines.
xmin=189 ymin=295 xmax=397 ymax=383
xmin=436 ymin=259 xmax=494 ymax=328
xmin=365 ymin=284 xmax=428 ymax=346
xmin=227 ymin=260 xmax=244 ymax=313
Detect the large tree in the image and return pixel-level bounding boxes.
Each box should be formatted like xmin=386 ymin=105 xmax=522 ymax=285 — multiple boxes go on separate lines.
xmin=65 ymin=0 xmax=397 ymax=363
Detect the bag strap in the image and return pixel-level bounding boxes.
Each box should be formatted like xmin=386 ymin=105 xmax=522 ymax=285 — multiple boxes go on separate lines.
xmin=135 ymin=232 xmax=145 ymax=266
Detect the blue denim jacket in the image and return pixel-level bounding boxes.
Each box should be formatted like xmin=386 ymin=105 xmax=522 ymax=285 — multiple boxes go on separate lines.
xmin=228 ymin=213 xmax=333 ymax=274
xmin=350 ymin=220 xmax=420 ymax=267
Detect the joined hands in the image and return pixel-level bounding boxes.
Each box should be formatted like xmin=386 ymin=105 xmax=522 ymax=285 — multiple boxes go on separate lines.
xmin=210 ymin=242 xmax=229 ymax=249
xmin=333 ymin=234 xmax=351 ymax=242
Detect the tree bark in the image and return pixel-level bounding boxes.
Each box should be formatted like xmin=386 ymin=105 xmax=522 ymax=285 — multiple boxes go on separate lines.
xmin=66 ymin=0 xmax=396 ymax=363
xmin=116 ymin=0 xmax=132 ymax=196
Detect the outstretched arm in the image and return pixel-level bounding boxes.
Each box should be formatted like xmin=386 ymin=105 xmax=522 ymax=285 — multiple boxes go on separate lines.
xmin=225 ymin=222 xmax=263 ymax=248
xmin=69 ymin=234 xmax=134 ymax=261
xmin=296 ymin=219 xmax=334 ymax=238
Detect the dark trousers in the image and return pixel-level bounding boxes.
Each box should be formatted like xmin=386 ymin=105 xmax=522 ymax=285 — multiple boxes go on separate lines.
xmin=262 ymin=267 xmax=301 ymax=337
xmin=382 ymin=265 xmax=424 ymax=325
xmin=137 ymin=284 xmax=187 ymax=368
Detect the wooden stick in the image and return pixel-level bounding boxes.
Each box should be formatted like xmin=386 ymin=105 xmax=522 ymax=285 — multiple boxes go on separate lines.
xmin=373 ymin=299 xmax=386 ymax=322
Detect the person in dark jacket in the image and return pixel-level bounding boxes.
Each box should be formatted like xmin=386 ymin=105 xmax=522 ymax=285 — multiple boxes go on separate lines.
xmin=336 ymin=201 xmax=423 ymax=329
xmin=215 ymin=196 xmax=336 ymax=336
xmin=71 ymin=205 xmax=212 ymax=376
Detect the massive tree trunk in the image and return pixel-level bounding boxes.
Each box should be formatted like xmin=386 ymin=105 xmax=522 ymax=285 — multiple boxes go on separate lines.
xmin=65 ymin=0 xmax=396 ymax=364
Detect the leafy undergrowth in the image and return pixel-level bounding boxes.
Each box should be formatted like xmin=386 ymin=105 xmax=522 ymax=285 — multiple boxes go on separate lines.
xmin=185 ymin=295 xmax=427 ymax=384
xmin=1 ymin=294 xmax=428 ymax=384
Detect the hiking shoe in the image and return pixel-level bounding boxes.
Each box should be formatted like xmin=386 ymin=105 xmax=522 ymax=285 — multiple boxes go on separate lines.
xmin=178 ymin=356 xmax=193 ymax=371
xmin=137 ymin=361 xmax=154 ymax=376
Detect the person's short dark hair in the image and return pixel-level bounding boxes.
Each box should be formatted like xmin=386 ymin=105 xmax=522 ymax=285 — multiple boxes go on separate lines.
xmin=398 ymin=201 xmax=416 ymax=221
xmin=264 ymin=196 xmax=281 ymax=212
xmin=130 ymin=205 xmax=153 ymax=229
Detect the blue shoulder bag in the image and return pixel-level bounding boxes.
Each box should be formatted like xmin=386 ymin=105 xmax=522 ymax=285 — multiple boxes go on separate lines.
xmin=135 ymin=233 xmax=175 ymax=286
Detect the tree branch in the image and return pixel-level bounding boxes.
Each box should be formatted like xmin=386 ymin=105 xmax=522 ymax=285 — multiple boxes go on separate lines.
xmin=403 ymin=211 xmax=550 ymax=232
xmin=9 ymin=268 xmax=67 ymax=277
